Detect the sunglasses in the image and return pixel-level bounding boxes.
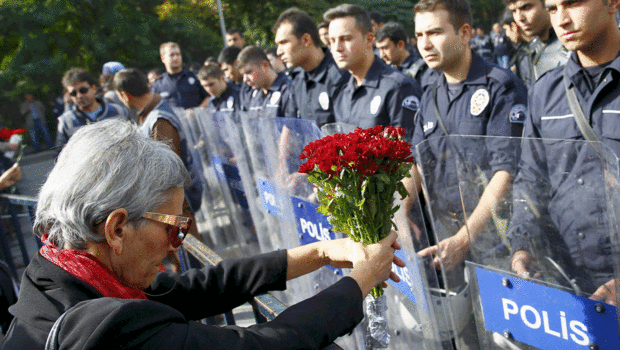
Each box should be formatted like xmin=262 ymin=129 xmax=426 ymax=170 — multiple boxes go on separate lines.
xmin=142 ymin=212 xmax=192 ymax=248
xmin=68 ymin=86 xmax=91 ymax=97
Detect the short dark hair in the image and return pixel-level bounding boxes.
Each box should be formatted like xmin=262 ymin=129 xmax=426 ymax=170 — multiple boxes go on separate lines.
xmin=197 ymin=65 xmax=224 ymax=80
xmin=375 ymin=22 xmax=408 ymax=45
xmin=113 ymin=68 xmax=150 ymax=97
xmin=218 ymin=46 xmax=242 ymax=65
xmin=318 ymin=21 xmax=329 ymax=30
xmin=369 ymin=12 xmax=384 ymax=24
xmin=500 ymin=8 xmax=515 ymax=26
xmin=323 ymin=4 xmax=373 ymax=34
xmin=236 ymin=46 xmax=270 ymax=69
xmin=62 ymin=68 xmax=96 ymax=88
xmin=272 ymin=7 xmax=321 ymax=47
xmin=264 ymin=47 xmax=278 ymax=57
xmin=226 ymin=28 xmax=243 ymax=36
xmin=414 ymin=0 xmax=472 ymax=32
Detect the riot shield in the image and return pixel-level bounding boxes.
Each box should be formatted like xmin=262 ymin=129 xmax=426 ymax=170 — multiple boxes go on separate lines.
xmin=191 ymin=108 xmax=259 ymax=257
xmin=259 ymin=117 xmax=454 ymax=350
xmin=416 ymin=135 xmax=620 ymax=350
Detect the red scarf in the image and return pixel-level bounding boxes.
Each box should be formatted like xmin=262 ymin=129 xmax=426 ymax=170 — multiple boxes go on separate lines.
xmin=39 ymin=234 xmax=147 ymax=300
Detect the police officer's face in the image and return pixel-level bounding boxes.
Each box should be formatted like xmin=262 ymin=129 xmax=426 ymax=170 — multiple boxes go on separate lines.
xmin=66 ymin=81 xmax=98 ymax=112
xmin=240 ymin=62 xmax=268 ymax=90
xmin=226 ymin=33 xmax=245 ymax=48
xmin=275 ymin=22 xmax=305 ymax=69
xmin=508 ymin=0 xmax=552 ymax=39
xmin=415 ymin=10 xmax=468 ymax=73
xmin=546 ymin=0 xmax=618 ymax=53
xmin=220 ymin=62 xmax=242 ymax=83
xmin=200 ymin=77 xmax=227 ymax=98
xmin=161 ymin=47 xmax=183 ymax=74
xmin=319 ymin=27 xmax=330 ymax=47
xmin=329 ymin=16 xmax=374 ymax=71
xmin=376 ymin=38 xmax=400 ymax=66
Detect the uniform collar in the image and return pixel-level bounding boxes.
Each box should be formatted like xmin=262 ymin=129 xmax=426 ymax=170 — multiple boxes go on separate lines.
xmin=399 ymin=53 xmax=416 ymax=69
xmin=212 ymin=82 xmax=237 ymax=104
xmin=438 ymin=51 xmax=489 ymax=87
xmin=564 ymin=50 xmax=620 ymax=87
xmin=268 ymin=72 xmax=288 ymax=93
xmin=354 ymin=56 xmax=385 ymax=89
xmin=164 ymin=69 xmax=188 ymax=79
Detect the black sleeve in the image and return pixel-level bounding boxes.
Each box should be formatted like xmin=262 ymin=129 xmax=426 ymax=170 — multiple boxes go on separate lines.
xmin=145 ymin=250 xmax=288 ymax=320
xmin=58 ymin=277 xmax=364 ymax=350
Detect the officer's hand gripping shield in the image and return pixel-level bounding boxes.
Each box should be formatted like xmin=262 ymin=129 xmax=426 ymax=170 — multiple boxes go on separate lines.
xmin=416 ymin=135 xmax=620 ymax=350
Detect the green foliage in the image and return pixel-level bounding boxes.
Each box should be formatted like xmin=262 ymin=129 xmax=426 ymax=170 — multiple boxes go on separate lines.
xmin=0 ymin=0 xmax=220 ymax=128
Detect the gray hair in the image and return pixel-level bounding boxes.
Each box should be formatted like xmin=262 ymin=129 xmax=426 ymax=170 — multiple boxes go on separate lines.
xmin=35 ymin=119 xmax=190 ymax=249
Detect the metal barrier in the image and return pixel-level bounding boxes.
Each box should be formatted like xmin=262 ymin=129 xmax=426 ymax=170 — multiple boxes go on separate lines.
xmin=0 ymin=194 xmax=38 ymax=280
xmin=179 ymin=234 xmax=344 ymax=350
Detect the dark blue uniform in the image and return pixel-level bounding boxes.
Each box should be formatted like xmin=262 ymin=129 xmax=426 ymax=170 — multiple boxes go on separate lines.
xmin=207 ymin=82 xmax=240 ymax=119
xmin=412 ymin=52 xmax=527 ymax=213
xmin=285 ymin=50 xmax=350 ymax=127
xmin=509 ymin=52 xmax=620 ymax=289
xmin=151 ymin=70 xmax=208 ymax=109
xmin=399 ymin=53 xmax=435 ymax=87
xmin=333 ymin=57 xmax=422 ymax=137
xmin=245 ymin=72 xmax=291 ymax=118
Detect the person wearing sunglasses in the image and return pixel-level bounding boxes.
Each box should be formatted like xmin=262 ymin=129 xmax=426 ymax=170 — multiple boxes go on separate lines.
xmin=3 ymin=119 xmax=404 ymax=349
xmin=55 ymin=67 xmax=129 ymax=149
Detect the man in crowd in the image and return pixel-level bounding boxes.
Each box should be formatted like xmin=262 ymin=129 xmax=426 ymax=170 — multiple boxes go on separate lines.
xmin=218 ymin=46 xmax=244 ymax=87
xmin=410 ymin=0 xmax=527 ymax=345
xmin=324 ymin=4 xmax=421 ymax=137
xmin=375 ymin=21 xmax=429 ymax=85
xmin=318 ymin=21 xmax=331 ymax=48
xmin=264 ymin=47 xmax=287 ymax=73
xmin=198 ymin=65 xmax=240 ymax=118
xmin=56 ymin=68 xmax=128 ymax=148
xmin=20 ymin=93 xmax=53 ymax=152
xmin=507 ymin=0 xmax=569 ymax=86
xmin=470 ymin=27 xmax=494 ymax=63
xmin=273 ymin=7 xmax=350 ymax=126
xmin=226 ymin=28 xmax=245 ymax=49
xmin=237 ymin=46 xmax=291 ymax=117
xmin=509 ymin=0 xmax=620 ymax=305
xmin=151 ymin=42 xmax=209 ymax=109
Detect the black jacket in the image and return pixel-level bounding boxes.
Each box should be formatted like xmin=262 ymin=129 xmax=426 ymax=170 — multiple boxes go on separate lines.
xmin=2 ymin=250 xmax=364 ymax=349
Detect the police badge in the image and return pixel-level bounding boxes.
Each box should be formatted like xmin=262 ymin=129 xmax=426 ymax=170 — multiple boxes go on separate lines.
xmin=470 ymin=89 xmax=490 ymax=116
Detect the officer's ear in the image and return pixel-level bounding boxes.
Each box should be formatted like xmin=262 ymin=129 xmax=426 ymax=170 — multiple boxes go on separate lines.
xmin=366 ymin=31 xmax=375 ymax=49
xmin=301 ymin=32 xmax=313 ymax=48
xmin=397 ymin=40 xmax=406 ymax=50
xmin=608 ymin=0 xmax=620 ymax=14
xmin=459 ymin=23 xmax=472 ymax=46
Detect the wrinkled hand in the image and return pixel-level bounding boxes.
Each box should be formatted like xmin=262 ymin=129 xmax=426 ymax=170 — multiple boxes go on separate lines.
xmin=328 ymin=231 xmax=405 ymax=296
xmin=511 ymin=250 xmax=541 ymax=279
xmin=591 ymin=279 xmax=618 ymax=306
xmin=418 ymin=232 xmax=469 ymax=271
xmin=0 ymin=163 xmax=21 ymax=189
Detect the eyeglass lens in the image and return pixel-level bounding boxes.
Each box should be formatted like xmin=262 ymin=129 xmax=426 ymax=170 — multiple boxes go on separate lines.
xmin=69 ymin=86 xmax=90 ymax=97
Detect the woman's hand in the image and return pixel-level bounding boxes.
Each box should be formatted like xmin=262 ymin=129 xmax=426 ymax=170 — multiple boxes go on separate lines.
xmin=0 ymin=163 xmax=21 ymax=189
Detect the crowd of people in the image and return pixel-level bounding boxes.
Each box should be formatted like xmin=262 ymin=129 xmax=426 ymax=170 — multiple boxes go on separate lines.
xmin=3 ymin=0 xmax=620 ymax=348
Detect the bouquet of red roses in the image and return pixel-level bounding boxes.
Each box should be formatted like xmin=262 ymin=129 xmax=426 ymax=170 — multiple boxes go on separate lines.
xmin=299 ymin=125 xmax=413 ymax=297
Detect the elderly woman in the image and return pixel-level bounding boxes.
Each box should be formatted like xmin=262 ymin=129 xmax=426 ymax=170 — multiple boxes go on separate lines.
xmin=3 ymin=120 xmax=403 ymax=349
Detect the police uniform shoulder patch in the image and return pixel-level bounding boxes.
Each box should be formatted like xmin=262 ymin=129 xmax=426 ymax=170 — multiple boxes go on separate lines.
xmin=402 ymin=95 xmax=420 ymax=112
xmin=270 ymin=91 xmax=281 ymax=105
xmin=227 ymin=96 xmax=234 ymax=109
xmin=470 ymin=89 xmax=490 ymax=116
xmin=252 ymin=90 xmax=258 ymax=98
xmin=370 ymin=95 xmax=382 ymax=115
xmin=509 ymin=104 xmax=527 ymax=123
xmin=188 ymin=77 xmax=196 ymax=85
xmin=160 ymin=92 xmax=170 ymax=98
xmin=319 ymin=91 xmax=329 ymax=111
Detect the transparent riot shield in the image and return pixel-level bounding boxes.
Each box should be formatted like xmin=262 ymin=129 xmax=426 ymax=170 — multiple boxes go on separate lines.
xmin=191 ymin=108 xmax=259 ymax=257
xmin=416 ymin=135 xmax=620 ymax=350
xmin=259 ymin=117 xmax=453 ymax=350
